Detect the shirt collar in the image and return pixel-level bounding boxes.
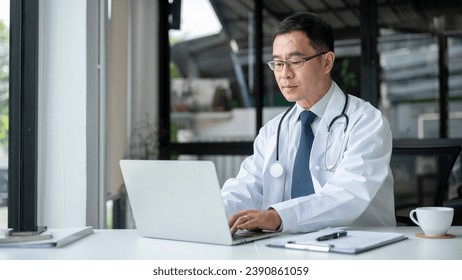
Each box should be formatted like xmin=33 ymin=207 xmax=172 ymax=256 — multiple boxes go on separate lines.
xmin=291 ymin=82 xmax=336 ymax=125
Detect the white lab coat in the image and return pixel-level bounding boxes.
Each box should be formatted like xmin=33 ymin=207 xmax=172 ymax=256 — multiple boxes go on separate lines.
xmin=221 ymin=84 xmax=396 ymax=233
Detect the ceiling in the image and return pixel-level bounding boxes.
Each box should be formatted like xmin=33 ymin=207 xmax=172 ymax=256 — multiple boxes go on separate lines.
xmin=210 ymin=0 xmax=462 ymax=45
xmin=170 ymin=0 xmax=462 ymax=103
xmin=172 ymin=0 xmax=462 ymax=73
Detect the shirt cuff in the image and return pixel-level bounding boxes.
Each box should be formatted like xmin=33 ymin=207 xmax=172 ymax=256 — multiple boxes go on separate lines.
xmin=268 ymin=207 xmax=284 ymax=232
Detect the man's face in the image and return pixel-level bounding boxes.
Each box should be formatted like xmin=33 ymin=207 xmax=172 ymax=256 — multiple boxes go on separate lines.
xmin=272 ymin=30 xmax=330 ymax=108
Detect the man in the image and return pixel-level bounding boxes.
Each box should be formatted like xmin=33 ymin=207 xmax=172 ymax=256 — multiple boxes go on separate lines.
xmin=221 ymin=12 xmax=396 ymax=234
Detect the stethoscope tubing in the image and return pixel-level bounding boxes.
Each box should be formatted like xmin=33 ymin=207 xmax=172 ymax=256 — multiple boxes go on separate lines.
xmin=271 ymin=92 xmax=349 ymax=177
xmin=275 ymin=103 xmax=296 ymax=162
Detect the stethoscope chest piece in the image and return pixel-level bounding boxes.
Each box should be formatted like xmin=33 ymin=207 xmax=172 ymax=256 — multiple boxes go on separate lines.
xmin=270 ymin=162 xmax=284 ymax=178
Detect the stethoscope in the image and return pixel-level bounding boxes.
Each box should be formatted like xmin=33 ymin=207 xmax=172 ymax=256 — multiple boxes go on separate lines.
xmin=270 ymin=92 xmax=350 ymax=178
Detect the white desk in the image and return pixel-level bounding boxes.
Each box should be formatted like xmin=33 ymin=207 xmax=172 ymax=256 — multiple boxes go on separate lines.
xmin=1 ymin=226 xmax=462 ymax=260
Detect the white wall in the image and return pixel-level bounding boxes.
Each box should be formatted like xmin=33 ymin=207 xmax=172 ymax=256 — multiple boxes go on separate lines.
xmin=106 ymin=0 xmax=159 ymax=199
xmin=38 ymin=0 xmax=88 ymax=227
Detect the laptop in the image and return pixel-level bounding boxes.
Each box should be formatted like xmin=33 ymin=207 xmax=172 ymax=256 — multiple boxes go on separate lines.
xmin=119 ymin=160 xmax=280 ymax=245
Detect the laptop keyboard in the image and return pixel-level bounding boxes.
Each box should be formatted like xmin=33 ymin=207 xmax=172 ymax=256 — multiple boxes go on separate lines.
xmin=233 ymin=230 xmax=270 ymax=240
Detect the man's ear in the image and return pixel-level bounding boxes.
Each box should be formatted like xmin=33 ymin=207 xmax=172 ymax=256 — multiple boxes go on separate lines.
xmin=324 ymin=51 xmax=335 ymax=73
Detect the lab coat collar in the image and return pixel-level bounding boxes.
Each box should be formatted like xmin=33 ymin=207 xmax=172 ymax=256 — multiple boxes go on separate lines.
xmin=319 ymin=83 xmax=348 ymax=128
xmin=292 ymin=82 xmax=335 ymax=126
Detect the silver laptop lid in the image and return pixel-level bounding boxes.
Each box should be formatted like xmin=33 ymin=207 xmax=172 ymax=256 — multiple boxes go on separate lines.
xmin=120 ymin=160 xmax=235 ymax=245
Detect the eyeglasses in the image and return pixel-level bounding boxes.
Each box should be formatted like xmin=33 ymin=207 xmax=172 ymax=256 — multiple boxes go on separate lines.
xmin=266 ymin=51 xmax=328 ymax=71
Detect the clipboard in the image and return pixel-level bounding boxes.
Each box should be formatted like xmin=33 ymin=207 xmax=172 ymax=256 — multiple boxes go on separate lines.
xmin=267 ymin=227 xmax=408 ymax=254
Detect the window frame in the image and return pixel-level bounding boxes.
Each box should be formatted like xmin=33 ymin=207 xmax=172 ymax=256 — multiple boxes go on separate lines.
xmin=8 ymin=0 xmax=42 ymax=232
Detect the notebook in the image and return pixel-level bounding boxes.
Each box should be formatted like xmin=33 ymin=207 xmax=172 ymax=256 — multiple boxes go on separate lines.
xmin=119 ymin=160 xmax=280 ymax=245
xmin=0 ymin=227 xmax=94 ymax=248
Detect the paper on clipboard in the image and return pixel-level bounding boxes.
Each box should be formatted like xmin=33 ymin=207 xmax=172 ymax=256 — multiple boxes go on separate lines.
xmin=268 ymin=227 xmax=408 ymax=254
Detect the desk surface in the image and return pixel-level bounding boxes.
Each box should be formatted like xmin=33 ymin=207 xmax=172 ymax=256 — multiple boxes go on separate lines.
xmin=1 ymin=226 xmax=462 ymax=260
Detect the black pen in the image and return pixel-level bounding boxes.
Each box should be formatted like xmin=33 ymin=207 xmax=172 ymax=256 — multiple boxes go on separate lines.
xmin=316 ymin=231 xmax=347 ymax=241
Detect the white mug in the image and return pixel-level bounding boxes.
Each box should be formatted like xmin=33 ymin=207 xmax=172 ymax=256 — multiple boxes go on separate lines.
xmin=409 ymin=207 xmax=454 ymax=237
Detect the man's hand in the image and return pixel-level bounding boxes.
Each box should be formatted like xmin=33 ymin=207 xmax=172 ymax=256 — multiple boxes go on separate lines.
xmin=228 ymin=209 xmax=282 ymax=235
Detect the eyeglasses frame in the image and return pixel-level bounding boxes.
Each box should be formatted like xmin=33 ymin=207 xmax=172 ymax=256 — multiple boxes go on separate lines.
xmin=266 ymin=51 xmax=328 ymax=71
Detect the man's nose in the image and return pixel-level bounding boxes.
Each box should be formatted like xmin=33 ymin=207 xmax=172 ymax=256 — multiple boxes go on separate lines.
xmin=280 ymin=64 xmax=294 ymax=79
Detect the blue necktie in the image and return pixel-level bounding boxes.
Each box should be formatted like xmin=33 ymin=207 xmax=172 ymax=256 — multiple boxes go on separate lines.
xmin=291 ymin=110 xmax=316 ymax=198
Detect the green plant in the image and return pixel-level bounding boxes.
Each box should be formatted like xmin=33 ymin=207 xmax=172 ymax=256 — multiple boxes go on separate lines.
xmin=0 ymin=20 xmax=9 ymax=151
xmin=339 ymin=59 xmax=357 ymax=92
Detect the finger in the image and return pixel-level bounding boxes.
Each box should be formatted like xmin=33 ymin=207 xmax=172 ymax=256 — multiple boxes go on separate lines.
xmin=228 ymin=216 xmax=237 ymax=228
xmin=228 ymin=210 xmax=251 ymax=228
xmin=230 ymin=215 xmax=250 ymax=235
xmin=230 ymin=223 xmax=238 ymax=235
xmin=228 ymin=211 xmax=243 ymax=227
xmin=237 ymin=217 xmax=258 ymax=231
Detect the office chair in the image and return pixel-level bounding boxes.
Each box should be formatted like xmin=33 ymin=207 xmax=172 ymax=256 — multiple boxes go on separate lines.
xmin=391 ymin=143 xmax=461 ymax=226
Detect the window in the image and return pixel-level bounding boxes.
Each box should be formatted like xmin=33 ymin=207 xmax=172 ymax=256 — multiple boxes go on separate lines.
xmin=380 ymin=33 xmax=462 ymax=138
xmin=165 ymin=0 xmax=259 ymax=178
xmin=169 ymin=0 xmax=256 ymax=145
xmin=0 ymin=0 xmax=9 ymax=229
xmin=448 ymin=36 xmax=462 ymax=138
xmin=380 ymin=31 xmax=440 ymax=138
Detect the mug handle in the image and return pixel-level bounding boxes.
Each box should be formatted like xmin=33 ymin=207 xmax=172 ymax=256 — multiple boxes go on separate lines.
xmin=409 ymin=209 xmax=420 ymax=226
